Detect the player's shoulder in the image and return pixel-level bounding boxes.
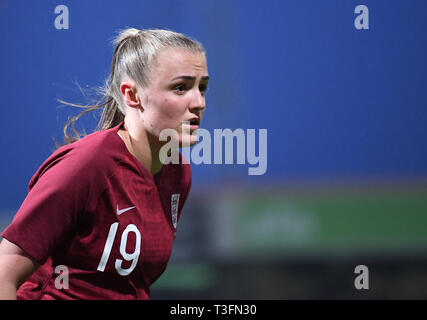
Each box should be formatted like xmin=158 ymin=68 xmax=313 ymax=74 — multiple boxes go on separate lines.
xmin=59 ymin=126 xmax=123 ymax=168
xmin=29 ymin=124 xmax=125 ymax=188
xmin=72 ymin=125 xmax=124 ymax=165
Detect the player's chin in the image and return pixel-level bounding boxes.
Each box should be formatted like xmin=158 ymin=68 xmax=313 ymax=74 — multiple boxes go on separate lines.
xmin=179 ymin=132 xmax=199 ymax=148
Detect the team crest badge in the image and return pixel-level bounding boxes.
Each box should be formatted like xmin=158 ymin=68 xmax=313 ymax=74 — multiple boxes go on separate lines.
xmin=171 ymin=194 xmax=180 ymax=229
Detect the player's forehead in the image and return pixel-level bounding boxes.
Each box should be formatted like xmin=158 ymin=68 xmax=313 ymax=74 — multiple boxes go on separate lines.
xmin=151 ymin=48 xmax=208 ymax=81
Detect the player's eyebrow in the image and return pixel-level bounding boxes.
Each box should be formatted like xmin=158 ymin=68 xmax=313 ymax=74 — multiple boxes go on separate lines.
xmin=171 ymin=75 xmax=210 ymax=81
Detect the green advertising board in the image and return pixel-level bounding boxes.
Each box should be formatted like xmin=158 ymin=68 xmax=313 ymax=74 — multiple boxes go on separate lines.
xmin=223 ymin=186 xmax=427 ymax=257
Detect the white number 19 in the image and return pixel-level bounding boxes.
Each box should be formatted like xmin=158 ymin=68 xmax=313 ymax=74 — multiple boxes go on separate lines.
xmin=97 ymin=223 xmax=141 ymax=276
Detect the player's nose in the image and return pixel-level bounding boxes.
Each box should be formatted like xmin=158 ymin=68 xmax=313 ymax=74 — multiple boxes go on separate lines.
xmin=189 ymin=88 xmax=205 ymax=111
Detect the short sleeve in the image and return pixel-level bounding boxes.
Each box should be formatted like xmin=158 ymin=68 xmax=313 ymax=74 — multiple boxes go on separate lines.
xmin=1 ymin=150 xmax=98 ymax=264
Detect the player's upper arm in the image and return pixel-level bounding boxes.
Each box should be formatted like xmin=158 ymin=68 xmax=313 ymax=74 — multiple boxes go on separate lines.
xmin=0 ymin=238 xmax=39 ymax=299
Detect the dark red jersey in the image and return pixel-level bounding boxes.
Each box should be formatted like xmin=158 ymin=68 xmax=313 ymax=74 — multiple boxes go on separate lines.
xmin=1 ymin=122 xmax=192 ymax=299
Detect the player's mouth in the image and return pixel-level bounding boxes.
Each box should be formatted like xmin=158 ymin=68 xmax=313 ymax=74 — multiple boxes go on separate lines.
xmin=187 ymin=117 xmax=200 ymax=130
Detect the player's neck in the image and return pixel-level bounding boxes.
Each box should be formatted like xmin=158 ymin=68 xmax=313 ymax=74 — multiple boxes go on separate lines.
xmin=119 ymin=122 xmax=163 ymax=176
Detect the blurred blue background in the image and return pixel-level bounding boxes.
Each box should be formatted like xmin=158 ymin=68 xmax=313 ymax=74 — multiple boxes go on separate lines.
xmin=1 ymin=0 xmax=426 ymax=299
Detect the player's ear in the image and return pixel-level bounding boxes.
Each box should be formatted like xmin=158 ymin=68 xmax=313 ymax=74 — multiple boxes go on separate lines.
xmin=120 ymin=80 xmax=142 ymax=109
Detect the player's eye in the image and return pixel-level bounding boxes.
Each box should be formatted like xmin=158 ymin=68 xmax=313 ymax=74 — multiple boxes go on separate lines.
xmin=199 ymin=84 xmax=208 ymax=95
xmin=173 ymin=84 xmax=188 ymax=94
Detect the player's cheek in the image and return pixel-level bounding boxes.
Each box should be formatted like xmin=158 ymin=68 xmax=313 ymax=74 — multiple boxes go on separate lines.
xmin=163 ymin=107 xmax=186 ymax=129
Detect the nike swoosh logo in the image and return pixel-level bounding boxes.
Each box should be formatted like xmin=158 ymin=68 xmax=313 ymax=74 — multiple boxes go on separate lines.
xmin=116 ymin=205 xmax=136 ymax=216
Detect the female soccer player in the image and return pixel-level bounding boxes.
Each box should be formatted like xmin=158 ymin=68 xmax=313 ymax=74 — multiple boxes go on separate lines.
xmin=0 ymin=28 xmax=209 ymax=299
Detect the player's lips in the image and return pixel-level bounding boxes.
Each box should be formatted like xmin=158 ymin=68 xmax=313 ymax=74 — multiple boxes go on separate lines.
xmin=185 ymin=117 xmax=200 ymax=130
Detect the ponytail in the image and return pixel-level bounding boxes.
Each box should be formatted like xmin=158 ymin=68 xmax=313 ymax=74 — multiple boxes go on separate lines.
xmin=56 ymin=30 xmax=135 ymax=146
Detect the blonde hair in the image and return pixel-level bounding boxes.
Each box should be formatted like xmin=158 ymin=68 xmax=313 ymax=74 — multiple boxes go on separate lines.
xmin=59 ymin=28 xmax=206 ymax=145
